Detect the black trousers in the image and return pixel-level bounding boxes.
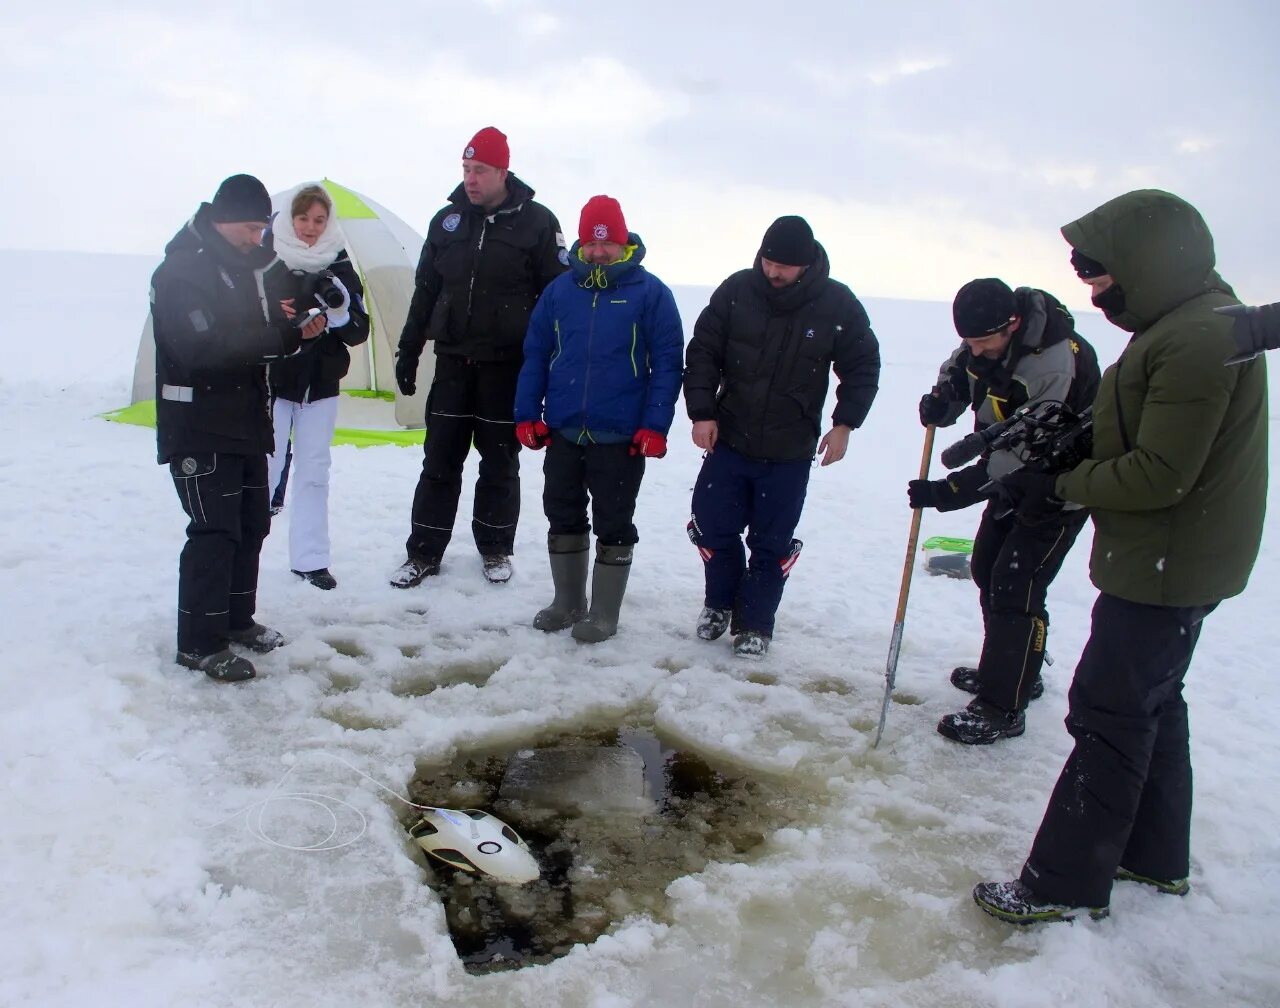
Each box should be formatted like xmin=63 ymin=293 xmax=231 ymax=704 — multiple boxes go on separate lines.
xmin=1020 ymin=592 xmax=1215 ymax=907
xmin=407 ymin=355 xmax=521 ymax=558
xmin=970 ymin=503 xmax=1089 ymax=713
xmin=170 ymin=452 xmax=270 ymax=656
xmin=541 ymin=433 xmax=645 ymax=545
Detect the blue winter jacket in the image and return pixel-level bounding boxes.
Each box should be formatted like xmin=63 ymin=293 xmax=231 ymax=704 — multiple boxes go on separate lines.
xmin=515 ymin=235 xmax=685 ymax=439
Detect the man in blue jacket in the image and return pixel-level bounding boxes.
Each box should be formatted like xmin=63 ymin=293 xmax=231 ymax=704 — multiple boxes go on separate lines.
xmin=514 ymin=195 xmax=684 ymax=642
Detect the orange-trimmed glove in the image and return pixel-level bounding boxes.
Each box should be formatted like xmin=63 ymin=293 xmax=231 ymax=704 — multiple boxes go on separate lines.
xmin=630 ymin=429 xmax=667 ymax=458
xmin=516 ymin=420 xmax=551 ymax=449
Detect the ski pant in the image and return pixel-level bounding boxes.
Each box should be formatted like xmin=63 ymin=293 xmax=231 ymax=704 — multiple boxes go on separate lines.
xmin=169 ymin=451 xmax=270 ymax=656
xmin=267 ymin=395 xmax=338 ymax=572
xmin=542 ymin=433 xmax=645 ymax=546
xmin=688 ymin=443 xmax=809 ymax=637
xmin=407 ymin=354 xmax=520 ymax=559
xmin=971 ymin=503 xmax=1089 ymax=713
xmin=1020 ymin=592 xmax=1216 ymax=907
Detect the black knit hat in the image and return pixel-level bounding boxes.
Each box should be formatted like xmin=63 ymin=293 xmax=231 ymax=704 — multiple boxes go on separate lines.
xmin=210 ymin=174 xmax=272 ymax=224
xmin=952 ymin=278 xmax=1017 ymax=339
xmin=760 ymin=215 xmax=815 ymax=267
xmin=1070 ymin=247 xmax=1108 ymax=279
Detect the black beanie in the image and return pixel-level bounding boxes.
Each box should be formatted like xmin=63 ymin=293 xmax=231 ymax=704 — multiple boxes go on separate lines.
xmin=210 ymin=174 xmax=272 ymax=223
xmin=952 ymin=278 xmax=1017 ymax=339
xmin=760 ymin=215 xmax=815 ymax=267
xmin=1070 ymin=247 xmax=1108 ymax=279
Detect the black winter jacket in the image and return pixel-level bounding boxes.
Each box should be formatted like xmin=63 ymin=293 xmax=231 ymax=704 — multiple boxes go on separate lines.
xmin=683 ymin=245 xmax=881 ymax=461
xmin=151 ymin=204 xmax=303 ymax=463
xmin=266 ymin=251 xmax=370 ymax=403
xmin=397 ymin=175 xmax=567 ymax=364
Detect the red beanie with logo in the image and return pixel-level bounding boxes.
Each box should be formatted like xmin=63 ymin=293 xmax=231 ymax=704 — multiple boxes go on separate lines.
xmin=462 ymin=127 xmax=509 ymax=169
xmin=578 ymin=195 xmax=628 ymax=245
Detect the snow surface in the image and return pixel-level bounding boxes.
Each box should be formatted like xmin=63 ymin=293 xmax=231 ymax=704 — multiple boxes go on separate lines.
xmin=3 ymin=248 xmax=1278 ymax=1007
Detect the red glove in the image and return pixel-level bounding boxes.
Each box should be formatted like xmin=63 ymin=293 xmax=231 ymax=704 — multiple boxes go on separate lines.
xmin=630 ymin=429 xmax=667 ymax=458
xmin=516 ymin=419 xmax=550 ymax=449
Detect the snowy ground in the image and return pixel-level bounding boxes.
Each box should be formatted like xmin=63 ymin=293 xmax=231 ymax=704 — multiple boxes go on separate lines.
xmin=3 ymin=249 xmax=1278 ymax=1007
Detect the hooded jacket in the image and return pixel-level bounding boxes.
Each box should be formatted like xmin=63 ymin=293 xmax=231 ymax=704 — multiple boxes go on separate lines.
xmin=150 ymin=204 xmax=303 ymax=463
xmin=515 ymin=235 xmax=684 ymax=439
xmin=683 ymin=244 xmax=881 ymax=461
xmin=396 ymin=174 xmax=567 ymax=364
xmin=1055 ymin=189 xmax=1268 ymax=606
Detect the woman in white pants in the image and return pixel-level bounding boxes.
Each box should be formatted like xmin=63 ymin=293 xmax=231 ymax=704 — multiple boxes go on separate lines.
xmin=267 ymin=184 xmax=369 ymax=589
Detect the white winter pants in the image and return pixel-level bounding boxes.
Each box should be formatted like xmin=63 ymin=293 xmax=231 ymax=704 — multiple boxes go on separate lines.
xmin=267 ymin=396 xmax=339 ymax=572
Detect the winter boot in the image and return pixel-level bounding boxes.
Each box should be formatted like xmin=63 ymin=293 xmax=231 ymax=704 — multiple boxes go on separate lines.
xmin=1114 ymin=868 xmax=1190 ymax=896
xmin=696 ymin=606 xmax=732 ymax=641
xmin=293 ymin=568 xmax=337 ymax=590
xmin=972 ymin=880 xmax=1109 ymax=924
xmin=936 ymin=698 xmax=1025 ymax=745
xmin=482 ymin=554 xmax=514 ymax=584
xmin=733 ymin=630 xmax=770 ymax=658
xmin=572 ymin=543 xmax=632 ymax=643
xmin=226 ymin=622 xmax=286 ymax=654
xmin=950 ymin=666 xmax=1044 ymax=701
xmin=390 ymin=554 xmax=441 ymax=589
xmin=176 ymin=648 xmax=256 ymax=683
xmin=534 ymin=534 xmax=589 ymax=632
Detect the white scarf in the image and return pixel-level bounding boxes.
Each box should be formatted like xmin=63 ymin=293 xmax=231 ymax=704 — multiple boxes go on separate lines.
xmin=271 ymin=183 xmax=347 ymax=272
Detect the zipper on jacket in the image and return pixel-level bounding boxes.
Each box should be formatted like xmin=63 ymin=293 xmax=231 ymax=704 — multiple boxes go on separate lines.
xmin=759 ymin=319 xmax=797 ymax=448
xmin=466 ymin=216 xmax=489 ymax=325
xmin=580 ymin=292 xmax=599 ymax=429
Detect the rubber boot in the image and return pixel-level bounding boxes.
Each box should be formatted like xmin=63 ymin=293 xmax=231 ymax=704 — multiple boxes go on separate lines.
xmin=534 ymin=533 xmax=590 ymax=631
xmin=572 ymin=543 xmax=633 ymax=643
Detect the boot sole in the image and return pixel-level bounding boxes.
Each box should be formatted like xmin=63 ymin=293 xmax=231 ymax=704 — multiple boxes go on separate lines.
xmin=1114 ymin=869 xmax=1190 ymax=896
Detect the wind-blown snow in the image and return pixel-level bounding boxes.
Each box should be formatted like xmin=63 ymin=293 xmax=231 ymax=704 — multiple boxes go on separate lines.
xmin=2 ymin=249 xmax=1277 ymax=1007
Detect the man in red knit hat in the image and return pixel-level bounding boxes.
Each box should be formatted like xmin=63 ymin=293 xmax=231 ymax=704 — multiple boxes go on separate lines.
xmin=392 ymin=127 xmax=568 ymax=588
xmin=513 ymin=195 xmax=684 ymax=642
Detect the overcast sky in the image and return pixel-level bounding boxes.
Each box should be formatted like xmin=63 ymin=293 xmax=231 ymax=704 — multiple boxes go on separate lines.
xmin=3 ymin=0 xmax=1276 ymax=308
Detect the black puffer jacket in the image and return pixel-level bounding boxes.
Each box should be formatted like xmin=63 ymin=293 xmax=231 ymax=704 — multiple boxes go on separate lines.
xmin=266 ymin=251 xmax=370 ymax=403
xmin=683 ymin=245 xmax=881 ymax=461
xmin=150 ymin=204 xmax=302 ymax=463
xmin=397 ymin=174 xmax=566 ymax=364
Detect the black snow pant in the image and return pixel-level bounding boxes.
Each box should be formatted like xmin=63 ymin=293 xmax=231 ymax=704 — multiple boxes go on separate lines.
xmin=1020 ymin=592 xmax=1216 ymax=908
xmin=542 ymin=433 xmax=645 ymax=546
xmin=169 ymin=452 xmax=271 ymax=656
xmin=407 ymin=354 xmax=521 ymax=559
xmin=970 ymin=503 xmax=1089 ymax=714
xmin=688 ymin=442 xmax=809 ymax=637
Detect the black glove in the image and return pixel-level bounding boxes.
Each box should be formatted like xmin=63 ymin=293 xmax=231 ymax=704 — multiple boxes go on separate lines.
xmin=994 ymin=469 xmax=1064 ymax=522
xmin=919 ymin=390 xmax=951 ymax=427
xmin=908 ymin=478 xmax=968 ymax=511
xmin=395 ymin=351 xmax=419 ymax=397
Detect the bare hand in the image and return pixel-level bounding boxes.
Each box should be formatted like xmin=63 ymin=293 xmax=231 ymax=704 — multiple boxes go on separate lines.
xmin=280 ymin=297 xmax=297 ymax=320
xmin=300 ymin=314 xmax=328 ymax=340
xmin=692 ymin=419 xmax=719 ymax=451
xmin=818 ymin=425 xmax=851 ymax=466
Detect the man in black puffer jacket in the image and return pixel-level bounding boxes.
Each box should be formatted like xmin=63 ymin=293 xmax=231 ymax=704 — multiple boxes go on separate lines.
xmin=151 ymin=174 xmax=326 ymax=683
xmin=684 ymin=216 xmax=881 ymax=657
xmin=392 ymin=127 xmax=568 ymax=589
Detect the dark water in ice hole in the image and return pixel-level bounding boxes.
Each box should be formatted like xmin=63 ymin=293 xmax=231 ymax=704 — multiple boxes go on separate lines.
xmin=404 ymin=725 xmax=811 ymax=974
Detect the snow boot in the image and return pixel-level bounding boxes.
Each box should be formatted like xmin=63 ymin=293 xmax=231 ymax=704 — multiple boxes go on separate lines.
xmin=534 ymin=534 xmax=589 ymax=632
xmin=696 ymin=606 xmax=732 ymax=641
xmin=950 ymin=666 xmax=1044 ymax=701
xmin=937 ymin=698 xmax=1025 ymax=745
xmin=972 ymin=880 xmax=1109 ymax=924
xmin=226 ymin=622 xmax=286 ymax=654
xmin=1114 ymin=868 xmax=1190 ymax=896
xmin=390 ymin=554 xmax=441 ymax=589
xmin=176 ymin=648 xmax=256 ymax=683
xmin=293 ymin=568 xmax=337 ymax=590
xmin=733 ymin=630 xmax=770 ymax=658
xmin=572 ymin=543 xmax=632 ymax=643
xmin=482 ymin=554 xmax=514 ymax=584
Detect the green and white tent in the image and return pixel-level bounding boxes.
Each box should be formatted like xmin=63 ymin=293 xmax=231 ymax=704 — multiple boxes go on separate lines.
xmin=112 ymin=178 xmax=431 ymax=446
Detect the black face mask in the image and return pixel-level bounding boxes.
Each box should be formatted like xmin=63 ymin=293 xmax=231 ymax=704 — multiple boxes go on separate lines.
xmin=1092 ymin=282 xmax=1127 ymax=320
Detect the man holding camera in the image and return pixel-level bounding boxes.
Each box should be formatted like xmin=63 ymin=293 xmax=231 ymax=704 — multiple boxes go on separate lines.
xmin=391 ymin=127 xmax=568 ymax=588
xmin=974 ymin=190 xmax=1268 ymax=923
xmin=151 ymin=174 xmax=326 ymax=683
xmin=911 ymin=278 xmax=1099 ymax=745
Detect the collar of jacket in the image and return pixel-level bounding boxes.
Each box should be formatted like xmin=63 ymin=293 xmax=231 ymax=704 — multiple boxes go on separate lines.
xmin=168 ymin=203 xmax=276 ymax=273
xmin=752 ymin=241 xmax=832 ymax=314
xmin=446 ymin=172 xmax=537 ymax=220
xmin=569 ymin=236 xmax=645 ymax=289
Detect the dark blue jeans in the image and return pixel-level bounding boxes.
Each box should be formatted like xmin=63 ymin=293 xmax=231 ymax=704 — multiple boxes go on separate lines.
xmin=688 ymin=443 xmax=810 ymax=637
xmin=1020 ymin=592 xmax=1216 ymax=907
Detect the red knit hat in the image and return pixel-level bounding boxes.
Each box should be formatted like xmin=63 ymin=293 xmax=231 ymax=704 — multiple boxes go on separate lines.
xmin=578 ymin=195 xmax=627 ymax=245
xmin=462 ymin=126 xmax=509 ymax=169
